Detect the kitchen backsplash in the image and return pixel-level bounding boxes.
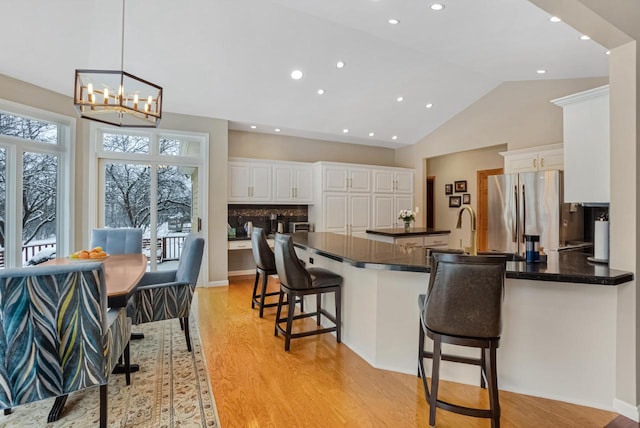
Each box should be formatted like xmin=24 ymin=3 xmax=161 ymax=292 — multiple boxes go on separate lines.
xmin=228 ymin=204 xmax=308 ymax=237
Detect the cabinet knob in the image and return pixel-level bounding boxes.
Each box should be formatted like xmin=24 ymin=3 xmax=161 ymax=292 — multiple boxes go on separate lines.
xmin=533 ymin=158 xmax=537 ymax=168
xmin=540 ymin=158 xmax=544 ymax=168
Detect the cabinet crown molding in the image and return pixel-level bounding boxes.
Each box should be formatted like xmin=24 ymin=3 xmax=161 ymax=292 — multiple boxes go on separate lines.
xmin=499 ymin=143 xmax=563 ymax=157
xmin=551 ymin=85 xmax=609 ymax=106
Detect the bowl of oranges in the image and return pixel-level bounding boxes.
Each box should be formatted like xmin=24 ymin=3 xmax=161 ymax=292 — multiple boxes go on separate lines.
xmin=68 ymin=246 xmax=109 ymax=263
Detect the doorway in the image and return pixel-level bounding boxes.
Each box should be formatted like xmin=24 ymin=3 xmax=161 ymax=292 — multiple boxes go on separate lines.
xmin=426 ymin=176 xmax=435 ymax=228
xmin=476 ymin=168 xmax=503 ymax=251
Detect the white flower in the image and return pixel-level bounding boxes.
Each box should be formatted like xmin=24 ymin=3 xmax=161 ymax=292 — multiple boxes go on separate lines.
xmin=398 ymin=209 xmax=415 ymax=221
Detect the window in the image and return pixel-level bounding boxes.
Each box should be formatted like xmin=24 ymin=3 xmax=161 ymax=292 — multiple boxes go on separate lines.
xmin=0 ymin=100 xmax=74 ymax=268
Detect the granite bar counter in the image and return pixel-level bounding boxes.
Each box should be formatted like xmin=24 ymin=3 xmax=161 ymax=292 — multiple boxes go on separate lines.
xmin=290 ymin=231 xmax=633 ymax=410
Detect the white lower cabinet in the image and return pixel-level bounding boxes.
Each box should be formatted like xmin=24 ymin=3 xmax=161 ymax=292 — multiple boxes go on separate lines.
xmin=323 ymin=193 xmax=371 ymax=236
xmin=373 ymin=194 xmax=414 ymax=229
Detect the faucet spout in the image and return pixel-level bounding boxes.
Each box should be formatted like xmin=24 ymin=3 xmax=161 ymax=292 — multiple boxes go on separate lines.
xmin=456 ymin=206 xmax=477 ymax=255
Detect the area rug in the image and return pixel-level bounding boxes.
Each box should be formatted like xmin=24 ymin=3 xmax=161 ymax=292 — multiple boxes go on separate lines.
xmin=0 ymin=318 xmax=221 ymax=427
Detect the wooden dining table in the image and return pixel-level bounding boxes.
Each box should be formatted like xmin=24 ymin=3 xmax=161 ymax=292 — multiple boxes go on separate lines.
xmin=43 ymin=253 xmax=147 ymax=422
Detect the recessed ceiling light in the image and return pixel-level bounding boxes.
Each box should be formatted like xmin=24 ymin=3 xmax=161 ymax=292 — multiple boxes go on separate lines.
xmin=392 ymin=135 xmax=398 ymax=140
xmin=430 ymin=3 xmax=444 ymax=11
xmin=580 ymin=35 xmax=591 ymax=40
xmin=549 ymin=16 xmax=562 ymax=22
xmin=342 ymin=128 xmax=349 ymax=133
xmin=425 ymin=103 xmax=433 ymax=109
xmin=336 ymin=61 xmax=345 ymax=69
xmin=397 ymin=96 xmax=404 ymax=102
xmin=290 ymin=70 xmax=303 ymax=80
xmin=317 ymin=89 xmax=325 ymax=95
xmin=275 ymin=128 xmax=281 ymax=132
xmin=388 ymin=18 xmax=399 ymax=25
xmin=536 ymin=69 xmax=547 ymax=74
xmin=606 ymin=50 xmax=611 ymax=55
xmin=369 ymin=132 xmax=375 ymax=137
xmin=250 ymin=125 xmax=257 ymax=129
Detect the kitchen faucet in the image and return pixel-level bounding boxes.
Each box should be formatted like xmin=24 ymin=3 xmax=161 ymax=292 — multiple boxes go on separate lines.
xmin=456 ymin=206 xmax=477 ymax=256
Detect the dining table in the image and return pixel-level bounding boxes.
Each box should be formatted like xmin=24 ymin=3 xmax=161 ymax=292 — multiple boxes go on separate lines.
xmin=43 ymin=253 xmax=148 ymax=422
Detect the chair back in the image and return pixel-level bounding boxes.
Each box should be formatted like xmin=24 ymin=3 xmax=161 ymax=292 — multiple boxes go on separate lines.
xmin=274 ymin=233 xmax=311 ymax=290
xmin=251 ymin=227 xmax=276 ymax=272
xmin=175 ymin=234 xmax=205 ymax=285
xmin=424 ymin=253 xmax=506 ymax=338
xmin=91 ymin=228 xmax=143 ymax=254
xmin=0 ymin=263 xmax=110 ymax=409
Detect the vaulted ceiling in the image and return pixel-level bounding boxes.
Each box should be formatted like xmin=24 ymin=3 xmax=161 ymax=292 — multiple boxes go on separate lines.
xmin=0 ymin=0 xmax=608 ymax=148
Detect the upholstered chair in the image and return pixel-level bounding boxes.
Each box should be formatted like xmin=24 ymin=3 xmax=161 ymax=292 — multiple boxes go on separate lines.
xmin=91 ymin=228 xmax=143 ymax=255
xmin=250 ymin=227 xmax=280 ymax=317
xmin=273 ymin=233 xmax=342 ymax=351
xmin=418 ymin=253 xmax=506 ymax=428
xmin=0 ymin=263 xmax=131 ymax=428
xmin=129 ymin=234 xmax=205 ymax=352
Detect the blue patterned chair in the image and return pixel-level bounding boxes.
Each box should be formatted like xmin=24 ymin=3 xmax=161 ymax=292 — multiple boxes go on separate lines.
xmin=91 ymin=228 xmax=143 ymax=254
xmin=130 ymin=234 xmax=205 ymax=352
xmin=0 ymin=263 xmax=131 ymax=427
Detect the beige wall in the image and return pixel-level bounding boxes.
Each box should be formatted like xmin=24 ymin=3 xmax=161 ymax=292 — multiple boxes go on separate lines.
xmin=229 ymin=130 xmax=395 ymax=165
xmin=426 ymin=145 xmax=506 ymax=246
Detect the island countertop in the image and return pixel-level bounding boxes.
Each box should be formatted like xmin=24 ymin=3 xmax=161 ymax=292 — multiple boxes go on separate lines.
xmin=292 ymin=232 xmax=633 ymax=286
xmin=365 ymin=227 xmax=450 ymax=237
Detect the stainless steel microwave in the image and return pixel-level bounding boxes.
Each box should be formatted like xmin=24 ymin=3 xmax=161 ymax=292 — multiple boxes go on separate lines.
xmin=289 ymin=222 xmax=314 ymax=233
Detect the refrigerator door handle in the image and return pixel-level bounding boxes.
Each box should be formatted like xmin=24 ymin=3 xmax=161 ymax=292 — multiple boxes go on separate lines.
xmin=513 ymin=185 xmax=518 ymax=243
xmin=522 ymin=185 xmax=526 ymax=242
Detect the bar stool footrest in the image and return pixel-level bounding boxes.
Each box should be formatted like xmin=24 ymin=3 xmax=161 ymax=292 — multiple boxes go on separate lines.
xmin=436 ymin=398 xmax=496 ymax=419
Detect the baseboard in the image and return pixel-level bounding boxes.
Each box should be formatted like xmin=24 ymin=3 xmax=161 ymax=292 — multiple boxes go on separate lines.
xmin=204 ymin=280 xmax=229 ymax=287
xmin=613 ymin=398 xmax=640 ymax=422
xmin=228 ymin=269 xmax=255 ymax=276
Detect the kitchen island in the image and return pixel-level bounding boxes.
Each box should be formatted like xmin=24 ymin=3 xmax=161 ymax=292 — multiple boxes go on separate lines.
xmin=366 ymin=227 xmax=450 ymax=248
xmin=291 ymin=232 xmax=633 ymax=411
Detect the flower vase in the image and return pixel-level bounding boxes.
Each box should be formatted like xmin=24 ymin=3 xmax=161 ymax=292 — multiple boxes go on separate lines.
xmin=404 ymin=221 xmax=411 ymax=232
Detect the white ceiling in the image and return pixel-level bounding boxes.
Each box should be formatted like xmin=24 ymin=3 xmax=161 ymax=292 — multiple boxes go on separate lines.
xmin=0 ymin=0 xmax=608 ymax=148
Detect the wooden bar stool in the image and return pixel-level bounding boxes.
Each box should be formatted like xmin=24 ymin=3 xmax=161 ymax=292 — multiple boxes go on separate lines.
xmin=273 ymin=233 xmax=342 ymax=351
xmin=418 ymin=253 xmax=506 ymax=428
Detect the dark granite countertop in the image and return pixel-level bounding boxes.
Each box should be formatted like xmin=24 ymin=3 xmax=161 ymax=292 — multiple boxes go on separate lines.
xmin=292 ymin=232 xmax=633 ymax=286
xmin=365 ymin=227 xmax=451 ymax=237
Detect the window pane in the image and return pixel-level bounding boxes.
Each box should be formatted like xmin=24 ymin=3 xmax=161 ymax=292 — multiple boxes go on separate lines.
xmin=103 ymin=133 xmax=149 ymax=154
xmin=22 ymin=152 xmax=58 ymax=265
xmin=104 ymin=163 xmax=150 ymax=230
xmin=157 ymin=165 xmax=194 ymax=263
xmin=0 ymin=148 xmax=5 ymax=268
xmin=159 ymin=137 xmax=200 ymax=156
xmin=0 ymin=112 xmax=58 ymax=144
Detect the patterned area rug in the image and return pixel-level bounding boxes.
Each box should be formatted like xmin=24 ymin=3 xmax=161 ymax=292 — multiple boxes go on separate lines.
xmin=0 ymin=318 xmax=220 ymax=427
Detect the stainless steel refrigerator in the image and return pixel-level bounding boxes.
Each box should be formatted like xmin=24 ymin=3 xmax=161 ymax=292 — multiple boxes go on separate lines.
xmin=487 ymin=170 xmax=583 ymax=254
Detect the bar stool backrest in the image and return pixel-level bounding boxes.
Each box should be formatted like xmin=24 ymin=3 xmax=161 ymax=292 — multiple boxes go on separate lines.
xmin=274 ymin=234 xmax=312 ymax=290
xmin=251 ymin=227 xmax=276 ymax=272
xmin=425 ymin=253 xmax=506 ymax=339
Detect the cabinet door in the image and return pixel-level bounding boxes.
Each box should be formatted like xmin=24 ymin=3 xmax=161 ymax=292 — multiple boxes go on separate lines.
xmin=395 ymin=171 xmax=414 ymax=193
xmin=324 ymin=193 xmax=348 ymax=233
xmin=538 ymin=149 xmax=564 ymax=171
xmin=394 ymin=196 xmax=414 ymax=227
xmin=228 ymin=162 xmax=251 ymax=201
xmin=323 ymin=166 xmax=348 ymax=192
xmin=349 ymin=194 xmax=371 ymax=233
xmin=504 ymin=153 xmax=537 ymax=174
xmin=372 ymin=194 xmax=394 ymax=229
xmin=424 ymin=234 xmax=449 ymax=248
xmin=293 ymin=166 xmax=313 ymax=202
xmin=250 ymin=164 xmax=272 ymax=201
xmin=373 ymin=170 xmax=395 ymax=193
xmin=349 ymin=168 xmax=371 ymax=192
xmin=273 ymin=164 xmax=293 ymax=201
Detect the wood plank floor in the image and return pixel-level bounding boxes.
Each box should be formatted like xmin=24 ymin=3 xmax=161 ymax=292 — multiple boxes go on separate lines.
xmin=195 ymin=275 xmax=621 ymax=428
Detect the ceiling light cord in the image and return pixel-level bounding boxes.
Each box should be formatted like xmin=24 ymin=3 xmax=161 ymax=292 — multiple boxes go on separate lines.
xmin=121 ymin=0 xmax=126 ymax=70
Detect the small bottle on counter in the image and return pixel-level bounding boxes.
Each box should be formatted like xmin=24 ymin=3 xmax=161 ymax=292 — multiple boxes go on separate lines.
xmin=524 ymin=234 xmax=540 ymax=263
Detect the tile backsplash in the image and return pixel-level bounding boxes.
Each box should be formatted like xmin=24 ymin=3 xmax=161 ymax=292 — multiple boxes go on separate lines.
xmin=228 ymin=204 xmax=308 ymax=237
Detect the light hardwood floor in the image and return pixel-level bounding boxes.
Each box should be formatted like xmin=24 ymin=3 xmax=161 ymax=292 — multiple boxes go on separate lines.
xmin=195 ymin=275 xmax=621 ymax=428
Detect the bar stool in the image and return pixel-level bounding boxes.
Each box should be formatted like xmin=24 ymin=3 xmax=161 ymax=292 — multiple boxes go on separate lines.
xmin=418 ymin=253 xmax=506 ymax=428
xmin=273 ymin=233 xmax=342 ymax=351
xmin=250 ymin=227 xmax=281 ymax=318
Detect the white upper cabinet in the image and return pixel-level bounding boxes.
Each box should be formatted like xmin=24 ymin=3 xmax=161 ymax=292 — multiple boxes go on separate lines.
xmin=552 ymin=86 xmax=609 ymax=203
xmin=373 ymin=169 xmax=414 ymax=194
xmin=273 ymin=163 xmax=313 ymax=203
xmin=228 ymin=161 xmax=272 ymax=202
xmin=501 ymin=144 xmax=564 ymax=174
xmin=323 ymin=165 xmax=371 ymax=192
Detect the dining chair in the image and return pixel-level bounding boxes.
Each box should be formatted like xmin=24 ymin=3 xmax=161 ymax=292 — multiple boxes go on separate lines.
xmin=91 ymin=228 xmax=143 ymax=255
xmin=0 ymin=263 xmax=132 ymax=428
xmin=129 ymin=234 xmax=205 ymax=352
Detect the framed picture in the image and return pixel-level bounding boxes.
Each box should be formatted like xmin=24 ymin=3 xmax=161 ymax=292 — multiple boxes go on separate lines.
xmin=463 ymin=193 xmax=471 ymax=204
xmin=449 ymin=196 xmax=461 ymax=208
xmin=445 ymin=184 xmax=453 ymax=195
xmin=454 ymin=180 xmax=467 ymax=193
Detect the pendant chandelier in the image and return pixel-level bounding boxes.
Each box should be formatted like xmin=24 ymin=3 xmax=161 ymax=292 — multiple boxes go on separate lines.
xmin=74 ymin=0 xmax=162 ymax=127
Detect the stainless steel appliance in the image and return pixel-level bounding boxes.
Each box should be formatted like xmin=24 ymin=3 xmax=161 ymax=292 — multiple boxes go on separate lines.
xmin=488 ymin=170 xmax=583 ymax=254
xmin=289 ymin=222 xmax=314 ymax=233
